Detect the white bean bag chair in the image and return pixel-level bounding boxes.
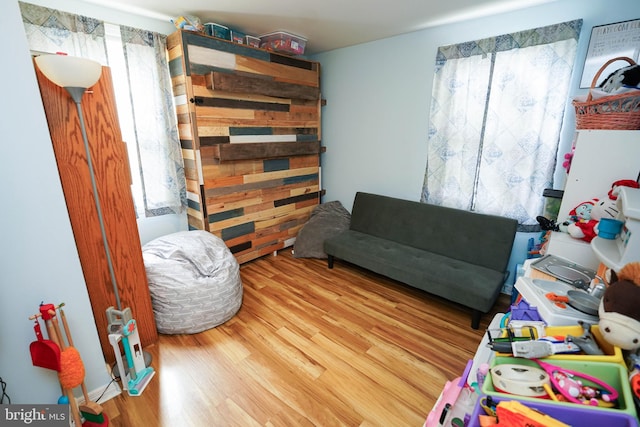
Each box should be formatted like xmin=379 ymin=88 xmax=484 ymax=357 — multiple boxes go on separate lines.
xmin=142 ymin=230 xmax=242 ymax=334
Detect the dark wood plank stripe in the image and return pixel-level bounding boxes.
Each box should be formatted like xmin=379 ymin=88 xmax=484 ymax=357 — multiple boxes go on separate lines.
xmin=187 ymin=198 xmax=200 ymax=211
xmin=210 ymin=141 xmax=320 ymax=162
xmin=200 ymin=136 xmax=230 ymax=146
xmin=194 ymin=96 xmax=290 ymax=112
xmin=228 ymin=240 xmax=252 ymax=253
xmin=209 ymin=207 xmax=245 ymax=223
xmin=230 ymin=127 xmax=273 ymax=136
xmin=274 ymin=192 xmax=321 ymax=207
xmin=269 ymin=53 xmax=317 ymax=71
xmin=222 ymin=222 xmax=256 ymax=241
xmin=264 ymin=158 xmax=290 ymax=172
xmin=209 ymin=71 xmax=320 ymax=100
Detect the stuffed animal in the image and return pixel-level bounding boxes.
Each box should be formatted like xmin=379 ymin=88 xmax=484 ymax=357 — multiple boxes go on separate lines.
xmin=559 ymin=198 xmax=597 ymax=237
xmin=599 ymin=263 xmax=640 ymax=351
xmin=566 ymin=197 xmax=618 ymax=242
xmin=563 ymin=180 xmax=638 ymax=243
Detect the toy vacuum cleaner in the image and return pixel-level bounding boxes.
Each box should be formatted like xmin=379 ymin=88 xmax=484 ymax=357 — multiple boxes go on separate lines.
xmin=106 ymin=306 xmax=155 ymax=396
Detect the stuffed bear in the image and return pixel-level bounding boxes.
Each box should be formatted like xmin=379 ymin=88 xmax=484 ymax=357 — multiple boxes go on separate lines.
xmin=599 ymin=263 xmax=640 ymax=351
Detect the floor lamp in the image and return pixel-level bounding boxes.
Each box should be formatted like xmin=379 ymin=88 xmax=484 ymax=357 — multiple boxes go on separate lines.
xmin=36 ymin=54 xmax=154 ymax=396
xmin=35 ymin=54 xmax=122 ymax=311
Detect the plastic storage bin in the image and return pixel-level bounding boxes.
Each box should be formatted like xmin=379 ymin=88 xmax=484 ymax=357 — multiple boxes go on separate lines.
xmin=494 ymin=324 xmax=624 ymax=365
xmin=469 ymin=395 xmax=639 ymax=427
xmin=231 ymin=30 xmax=245 ymax=44
xmin=543 ymin=188 xmax=564 ymax=222
xmin=544 ymin=324 xmax=624 ymax=364
xmin=259 ymin=31 xmax=307 ymax=55
xmin=245 ymin=35 xmax=260 ymax=48
xmin=483 ymin=356 xmax=637 ymax=418
xmin=204 ymin=23 xmax=231 ymax=40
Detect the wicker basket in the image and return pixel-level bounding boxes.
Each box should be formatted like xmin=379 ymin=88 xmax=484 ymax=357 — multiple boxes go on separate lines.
xmin=573 ymin=56 xmax=640 ymax=130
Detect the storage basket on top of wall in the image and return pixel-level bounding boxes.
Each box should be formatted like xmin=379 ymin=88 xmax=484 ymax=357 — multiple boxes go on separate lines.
xmin=573 ymin=56 xmax=640 ymax=130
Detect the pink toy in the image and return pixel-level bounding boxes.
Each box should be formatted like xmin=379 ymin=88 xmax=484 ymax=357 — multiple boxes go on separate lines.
xmin=425 ymin=360 xmax=472 ymax=427
xmin=534 ymin=359 xmax=617 ymax=405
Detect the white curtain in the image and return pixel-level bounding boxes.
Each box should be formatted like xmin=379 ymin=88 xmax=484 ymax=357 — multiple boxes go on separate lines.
xmin=20 ymin=2 xmax=186 ymax=218
xmin=422 ymin=20 xmax=582 ymax=230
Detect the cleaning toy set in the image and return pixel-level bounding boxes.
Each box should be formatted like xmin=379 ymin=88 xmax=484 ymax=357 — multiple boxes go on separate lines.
xmin=28 ymin=303 xmax=108 ymax=427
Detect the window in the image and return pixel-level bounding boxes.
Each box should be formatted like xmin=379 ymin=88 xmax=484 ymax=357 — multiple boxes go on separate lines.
xmin=422 ymin=20 xmax=582 ymax=230
xmin=20 ymin=2 xmax=186 ymax=218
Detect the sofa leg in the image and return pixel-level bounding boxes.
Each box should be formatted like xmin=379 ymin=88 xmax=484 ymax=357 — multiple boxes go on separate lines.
xmin=471 ymin=310 xmax=482 ymax=330
xmin=327 ymin=255 xmax=334 ymax=269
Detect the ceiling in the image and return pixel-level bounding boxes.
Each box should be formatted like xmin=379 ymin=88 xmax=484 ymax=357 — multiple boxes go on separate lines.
xmin=82 ymin=0 xmax=559 ymax=55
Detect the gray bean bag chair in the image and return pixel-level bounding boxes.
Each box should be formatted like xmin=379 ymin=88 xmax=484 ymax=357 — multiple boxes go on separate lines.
xmin=293 ymin=201 xmax=351 ymax=259
xmin=142 ymin=230 xmax=242 ymax=334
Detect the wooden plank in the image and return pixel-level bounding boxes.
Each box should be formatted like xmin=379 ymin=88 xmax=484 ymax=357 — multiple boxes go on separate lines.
xmin=207 ymin=71 xmax=320 ymax=101
xmin=168 ymin=29 xmax=322 ymax=264
xmin=236 ymin=55 xmax=319 ymax=87
xmin=35 ymin=65 xmax=158 ymax=364
xmin=211 ymin=141 xmax=320 ymax=161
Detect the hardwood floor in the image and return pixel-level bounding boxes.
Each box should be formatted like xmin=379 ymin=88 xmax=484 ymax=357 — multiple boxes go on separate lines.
xmin=100 ymin=250 xmax=510 ymax=426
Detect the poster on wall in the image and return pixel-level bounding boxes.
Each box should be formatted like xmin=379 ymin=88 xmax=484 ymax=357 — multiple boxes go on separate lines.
xmin=580 ymin=19 xmax=640 ymax=89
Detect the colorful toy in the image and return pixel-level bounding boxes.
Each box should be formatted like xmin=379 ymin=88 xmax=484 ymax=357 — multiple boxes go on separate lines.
xmin=559 ymin=198 xmax=596 ymax=233
xmin=599 ymin=262 xmax=640 ymax=351
xmin=425 ymin=360 xmax=472 ymax=426
xmin=106 ymin=306 xmax=155 ymax=396
xmin=566 ymin=197 xmax=618 ymax=242
xmin=533 ymin=359 xmax=618 ymax=406
xmin=561 ymin=180 xmax=638 ymax=242
xmin=29 ymin=303 xmax=108 ymax=427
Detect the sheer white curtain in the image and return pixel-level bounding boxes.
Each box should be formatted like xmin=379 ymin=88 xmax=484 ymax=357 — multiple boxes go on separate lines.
xmin=422 ymin=20 xmax=582 ymax=230
xmin=20 ymin=2 xmax=186 ymax=218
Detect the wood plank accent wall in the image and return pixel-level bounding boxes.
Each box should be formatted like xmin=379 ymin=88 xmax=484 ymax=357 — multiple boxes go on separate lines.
xmin=35 ymin=64 xmax=158 ymax=363
xmin=167 ymin=30 xmax=323 ymax=264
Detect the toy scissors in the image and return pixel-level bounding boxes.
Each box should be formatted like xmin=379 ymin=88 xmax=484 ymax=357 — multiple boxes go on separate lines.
xmin=533 ymin=359 xmax=618 ymax=405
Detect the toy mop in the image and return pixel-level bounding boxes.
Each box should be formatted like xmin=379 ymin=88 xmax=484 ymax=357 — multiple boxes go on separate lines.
xmin=106 ymin=306 xmax=155 ymax=396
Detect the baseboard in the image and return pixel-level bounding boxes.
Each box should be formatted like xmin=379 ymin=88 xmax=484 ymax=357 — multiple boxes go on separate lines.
xmin=76 ymin=379 xmax=122 ymax=406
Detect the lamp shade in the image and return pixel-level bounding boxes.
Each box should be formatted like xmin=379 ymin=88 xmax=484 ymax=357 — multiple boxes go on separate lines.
xmin=35 ymin=54 xmax=102 ymax=89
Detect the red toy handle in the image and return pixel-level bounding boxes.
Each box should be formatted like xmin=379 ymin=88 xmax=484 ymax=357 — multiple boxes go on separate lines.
xmin=631 ymin=373 xmax=640 ymax=399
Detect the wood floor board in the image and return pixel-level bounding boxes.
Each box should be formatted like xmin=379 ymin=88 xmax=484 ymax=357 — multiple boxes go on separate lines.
xmin=100 ymin=250 xmax=509 ymax=426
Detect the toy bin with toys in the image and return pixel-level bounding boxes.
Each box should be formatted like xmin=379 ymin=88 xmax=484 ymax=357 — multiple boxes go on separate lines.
xmin=469 ymin=395 xmax=639 ymax=427
xmin=259 ymin=31 xmax=307 ymax=55
xmin=492 ymin=324 xmax=624 ymax=365
xmin=483 ymin=356 xmax=637 ymax=418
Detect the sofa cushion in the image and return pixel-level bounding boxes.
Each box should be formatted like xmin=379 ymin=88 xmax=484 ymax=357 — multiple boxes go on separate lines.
xmin=324 ymin=230 xmax=504 ymax=312
xmin=349 ymin=192 xmax=517 ymax=273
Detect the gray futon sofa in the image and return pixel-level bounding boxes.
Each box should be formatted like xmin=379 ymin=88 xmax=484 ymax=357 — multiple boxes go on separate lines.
xmin=323 ymin=192 xmax=518 ymax=329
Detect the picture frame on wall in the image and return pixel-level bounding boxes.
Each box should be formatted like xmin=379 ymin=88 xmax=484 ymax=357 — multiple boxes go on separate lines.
xmin=580 ymin=18 xmax=640 ymax=89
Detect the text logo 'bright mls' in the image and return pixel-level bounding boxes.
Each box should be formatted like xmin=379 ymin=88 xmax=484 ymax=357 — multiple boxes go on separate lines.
xmin=1 ymin=405 xmax=67 ymax=426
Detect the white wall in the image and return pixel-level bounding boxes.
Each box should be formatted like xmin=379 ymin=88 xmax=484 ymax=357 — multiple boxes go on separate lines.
xmin=22 ymin=0 xmax=188 ymax=245
xmin=314 ymin=0 xmax=640 ymax=284
xmin=315 ymin=0 xmax=639 ymax=208
xmin=0 ymin=0 xmax=113 ymax=404
xmin=0 ymin=0 xmax=179 ymax=405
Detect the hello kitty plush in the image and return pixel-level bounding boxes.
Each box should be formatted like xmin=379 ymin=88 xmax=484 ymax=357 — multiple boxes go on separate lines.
xmin=567 ymin=197 xmax=618 ymax=242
